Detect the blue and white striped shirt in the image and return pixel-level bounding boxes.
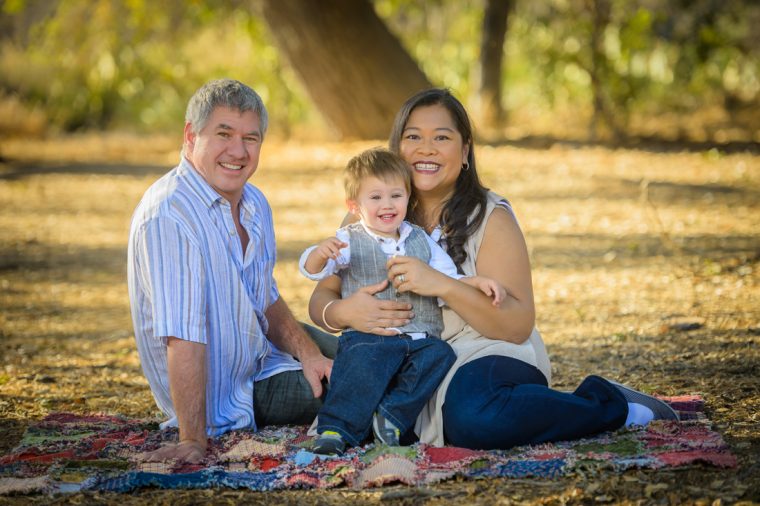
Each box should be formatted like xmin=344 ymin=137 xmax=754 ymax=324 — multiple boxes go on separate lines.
xmin=127 ymin=158 xmax=301 ymax=436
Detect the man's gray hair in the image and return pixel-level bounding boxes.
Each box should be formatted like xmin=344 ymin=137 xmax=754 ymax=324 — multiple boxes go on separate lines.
xmin=185 ymin=79 xmax=268 ymax=137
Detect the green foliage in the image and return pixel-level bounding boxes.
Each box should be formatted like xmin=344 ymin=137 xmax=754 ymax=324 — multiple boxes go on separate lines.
xmin=2 ymin=0 xmax=26 ymax=15
xmin=380 ymin=0 xmax=758 ymax=137
xmin=504 ymin=0 xmax=759 ymax=132
xmin=0 ymin=0 xmax=757 ymax=137
xmin=0 ymin=0 xmax=315 ymax=134
xmin=375 ymin=0 xmax=482 ymax=100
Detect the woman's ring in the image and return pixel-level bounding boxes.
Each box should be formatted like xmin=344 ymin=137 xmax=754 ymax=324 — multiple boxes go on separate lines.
xmin=398 ymin=274 xmax=405 ymax=283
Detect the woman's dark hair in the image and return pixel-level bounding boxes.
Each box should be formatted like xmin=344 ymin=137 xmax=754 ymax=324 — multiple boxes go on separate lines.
xmin=389 ymin=88 xmax=488 ymax=271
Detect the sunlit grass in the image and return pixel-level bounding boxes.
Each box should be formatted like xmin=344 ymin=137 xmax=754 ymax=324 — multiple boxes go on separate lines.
xmin=0 ymin=136 xmax=758 ymax=438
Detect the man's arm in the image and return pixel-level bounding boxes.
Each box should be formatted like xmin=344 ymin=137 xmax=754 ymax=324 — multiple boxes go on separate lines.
xmin=143 ymin=337 xmax=207 ymax=463
xmin=132 ymin=214 xmax=209 ymax=463
xmin=265 ymin=297 xmax=332 ymax=397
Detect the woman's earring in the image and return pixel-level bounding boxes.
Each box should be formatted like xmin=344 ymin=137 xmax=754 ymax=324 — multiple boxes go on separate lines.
xmin=462 ymin=162 xmax=469 ymax=171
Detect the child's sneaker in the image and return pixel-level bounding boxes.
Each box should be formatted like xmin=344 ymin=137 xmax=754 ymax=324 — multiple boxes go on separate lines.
xmin=372 ymin=412 xmax=400 ymax=446
xmin=312 ymin=431 xmax=346 ymax=455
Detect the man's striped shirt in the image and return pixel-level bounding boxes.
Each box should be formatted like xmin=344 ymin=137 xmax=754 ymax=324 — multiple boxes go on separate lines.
xmin=127 ymin=158 xmax=301 ymax=436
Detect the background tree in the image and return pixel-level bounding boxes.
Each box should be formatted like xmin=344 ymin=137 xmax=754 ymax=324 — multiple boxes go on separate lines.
xmin=0 ymin=0 xmax=757 ymax=143
xmin=476 ymin=0 xmax=512 ymax=133
xmin=585 ymin=0 xmax=622 ymax=140
xmin=252 ymin=0 xmax=431 ymax=139
xmin=0 ymin=0 xmax=316 ymax=135
xmin=515 ymin=0 xmax=759 ymax=141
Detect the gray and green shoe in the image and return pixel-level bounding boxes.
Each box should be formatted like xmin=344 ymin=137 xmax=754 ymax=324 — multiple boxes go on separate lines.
xmin=312 ymin=430 xmax=346 ymax=455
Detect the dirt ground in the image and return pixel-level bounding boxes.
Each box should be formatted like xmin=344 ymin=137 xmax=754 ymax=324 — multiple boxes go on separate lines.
xmin=0 ymin=134 xmax=758 ymax=505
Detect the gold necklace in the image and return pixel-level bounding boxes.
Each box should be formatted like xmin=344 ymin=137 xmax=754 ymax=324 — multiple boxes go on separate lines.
xmin=424 ymin=218 xmax=439 ymax=234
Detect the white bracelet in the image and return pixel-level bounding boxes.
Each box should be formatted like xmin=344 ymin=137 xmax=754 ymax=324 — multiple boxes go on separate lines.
xmin=321 ymin=300 xmax=343 ymax=333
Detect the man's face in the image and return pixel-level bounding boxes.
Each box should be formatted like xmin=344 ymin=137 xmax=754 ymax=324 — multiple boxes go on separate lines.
xmin=184 ymin=106 xmax=263 ymax=205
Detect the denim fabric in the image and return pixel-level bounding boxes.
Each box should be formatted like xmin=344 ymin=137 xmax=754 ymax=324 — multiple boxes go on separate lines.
xmin=442 ymin=356 xmax=628 ymax=450
xmin=318 ymin=331 xmax=456 ymax=446
xmin=91 ymin=468 xmax=278 ymax=492
xmin=253 ymin=324 xmax=338 ymax=427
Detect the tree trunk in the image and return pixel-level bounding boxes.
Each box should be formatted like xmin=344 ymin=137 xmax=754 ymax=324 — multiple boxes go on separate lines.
xmin=1 ymin=0 xmax=59 ymax=45
xmin=477 ymin=0 xmax=511 ymax=132
xmin=586 ymin=0 xmax=623 ymax=140
xmin=253 ymin=0 xmax=432 ymax=140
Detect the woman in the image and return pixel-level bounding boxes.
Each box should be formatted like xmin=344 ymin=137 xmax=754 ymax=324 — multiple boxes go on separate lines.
xmin=309 ymin=88 xmax=678 ymax=449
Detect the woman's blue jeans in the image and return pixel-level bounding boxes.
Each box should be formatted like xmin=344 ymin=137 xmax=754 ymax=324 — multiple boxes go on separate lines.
xmin=318 ymin=331 xmax=456 ymax=446
xmin=442 ymin=356 xmax=628 ymax=450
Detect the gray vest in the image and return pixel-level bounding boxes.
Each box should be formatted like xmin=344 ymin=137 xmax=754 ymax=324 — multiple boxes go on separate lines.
xmin=340 ymin=223 xmax=443 ymax=337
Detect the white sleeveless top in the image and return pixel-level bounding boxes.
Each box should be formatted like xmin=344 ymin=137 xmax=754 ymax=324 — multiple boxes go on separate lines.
xmin=415 ymin=191 xmax=552 ymax=446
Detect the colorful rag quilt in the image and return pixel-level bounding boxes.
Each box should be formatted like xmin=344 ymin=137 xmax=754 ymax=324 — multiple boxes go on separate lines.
xmin=0 ymin=395 xmax=736 ymax=495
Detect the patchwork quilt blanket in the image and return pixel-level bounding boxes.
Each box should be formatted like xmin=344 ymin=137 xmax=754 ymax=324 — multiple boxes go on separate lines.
xmin=0 ymin=395 xmax=736 ymax=495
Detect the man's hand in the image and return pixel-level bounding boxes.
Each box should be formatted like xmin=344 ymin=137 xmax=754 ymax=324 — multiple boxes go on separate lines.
xmin=265 ymin=297 xmax=334 ymax=398
xmin=142 ymin=439 xmax=207 ymax=463
xmin=300 ymin=354 xmax=333 ymax=398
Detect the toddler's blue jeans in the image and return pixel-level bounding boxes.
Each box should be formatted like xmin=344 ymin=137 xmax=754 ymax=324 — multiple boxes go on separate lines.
xmin=318 ymin=330 xmax=456 ymax=446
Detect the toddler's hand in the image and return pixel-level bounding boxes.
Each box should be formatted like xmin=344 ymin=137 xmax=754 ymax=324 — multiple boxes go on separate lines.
xmin=470 ymin=276 xmax=507 ymax=307
xmin=315 ymin=237 xmax=347 ymax=261
xmin=482 ymin=280 xmax=507 ymax=307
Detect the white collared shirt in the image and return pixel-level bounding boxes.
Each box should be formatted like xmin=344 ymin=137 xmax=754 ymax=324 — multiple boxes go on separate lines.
xmin=299 ymin=220 xmax=460 ymax=282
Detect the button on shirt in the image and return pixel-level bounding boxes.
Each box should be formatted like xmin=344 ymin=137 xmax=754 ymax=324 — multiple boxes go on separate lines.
xmin=127 ymin=158 xmax=301 ymax=436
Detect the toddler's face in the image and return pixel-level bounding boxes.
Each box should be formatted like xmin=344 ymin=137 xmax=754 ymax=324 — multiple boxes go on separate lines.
xmin=347 ymin=175 xmax=409 ymax=238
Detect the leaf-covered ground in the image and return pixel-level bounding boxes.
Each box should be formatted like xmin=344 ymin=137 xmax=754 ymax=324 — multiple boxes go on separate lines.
xmin=0 ymin=135 xmax=758 ymax=505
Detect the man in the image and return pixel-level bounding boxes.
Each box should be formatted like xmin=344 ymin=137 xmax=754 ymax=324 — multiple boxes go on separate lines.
xmin=127 ymin=79 xmax=336 ymax=463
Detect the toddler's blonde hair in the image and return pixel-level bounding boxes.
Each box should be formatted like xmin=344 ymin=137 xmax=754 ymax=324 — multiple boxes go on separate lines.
xmin=344 ymin=148 xmax=411 ymax=200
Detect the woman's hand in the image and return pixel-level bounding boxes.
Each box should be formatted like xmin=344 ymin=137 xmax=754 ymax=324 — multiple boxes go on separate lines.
xmin=386 ymin=255 xmax=455 ymax=298
xmin=311 ymin=277 xmax=413 ymax=336
xmin=335 ymin=280 xmax=413 ymax=335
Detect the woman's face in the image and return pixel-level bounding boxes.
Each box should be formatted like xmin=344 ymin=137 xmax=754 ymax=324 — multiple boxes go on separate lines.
xmin=398 ymin=104 xmax=469 ymax=198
